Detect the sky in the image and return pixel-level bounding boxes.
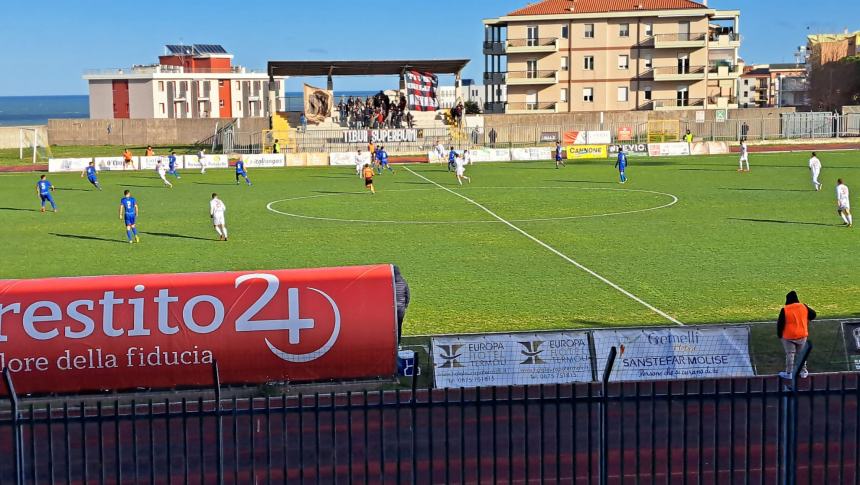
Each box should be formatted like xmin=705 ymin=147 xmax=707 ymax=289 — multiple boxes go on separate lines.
xmin=0 ymin=0 xmax=858 ymax=96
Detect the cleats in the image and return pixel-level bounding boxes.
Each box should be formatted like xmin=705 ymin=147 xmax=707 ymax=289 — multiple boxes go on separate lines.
xmin=135 ymin=235 xmax=140 ymax=243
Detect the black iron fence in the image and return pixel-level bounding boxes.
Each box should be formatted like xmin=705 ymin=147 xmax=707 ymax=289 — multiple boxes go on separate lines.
xmin=1 ymin=344 xmax=859 ymax=484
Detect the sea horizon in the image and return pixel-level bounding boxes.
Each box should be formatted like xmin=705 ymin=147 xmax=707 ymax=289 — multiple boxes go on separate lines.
xmin=0 ymin=91 xmax=388 ymax=126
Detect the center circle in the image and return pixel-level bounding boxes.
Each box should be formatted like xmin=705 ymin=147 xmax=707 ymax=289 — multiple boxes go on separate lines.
xmin=266 ymin=187 xmax=679 ymax=224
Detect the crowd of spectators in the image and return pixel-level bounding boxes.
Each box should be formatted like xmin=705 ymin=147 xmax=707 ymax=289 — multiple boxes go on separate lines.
xmin=337 ymin=91 xmax=414 ymax=129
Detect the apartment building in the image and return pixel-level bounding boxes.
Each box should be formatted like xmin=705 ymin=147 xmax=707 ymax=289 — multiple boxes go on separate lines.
xmin=738 ymin=64 xmax=808 ymax=108
xmin=483 ymin=0 xmax=741 ymax=114
xmin=84 ymin=44 xmax=287 ymax=120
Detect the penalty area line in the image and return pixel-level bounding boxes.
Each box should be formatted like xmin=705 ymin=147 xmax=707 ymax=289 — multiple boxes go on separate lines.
xmin=404 ymin=166 xmax=684 ymax=326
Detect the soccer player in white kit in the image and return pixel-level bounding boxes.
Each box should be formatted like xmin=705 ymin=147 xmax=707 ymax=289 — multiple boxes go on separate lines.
xmin=738 ymin=141 xmax=750 ymax=172
xmin=454 ymin=154 xmax=470 ymax=185
xmin=463 ymin=149 xmax=472 ymax=166
xmin=198 ymin=148 xmax=207 ymax=174
xmin=155 ymin=160 xmax=173 ymax=188
xmin=836 ymin=179 xmax=852 ymax=227
xmin=210 ymin=193 xmax=228 ymax=240
xmin=808 ymin=152 xmax=822 ymax=191
xmin=355 ymin=150 xmax=365 ymax=177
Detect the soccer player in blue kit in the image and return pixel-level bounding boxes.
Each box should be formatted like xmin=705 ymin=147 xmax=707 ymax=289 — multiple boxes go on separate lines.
xmin=447 ymin=147 xmax=457 ymax=172
xmin=377 ymin=146 xmax=394 ymax=174
xmin=81 ymin=161 xmax=102 ymax=190
xmin=555 ymin=141 xmax=566 ymax=169
xmin=119 ymin=190 xmax=140 ymax=243
xmin=167 ymin=151 xmax=181 ymax=179
xmin=615 ymin=147 xmax=628 ymax=184
xmin=36 ymin=175 xmax=57 ymax=212
xmin=235 ymin=158 xmax=251 ymax=185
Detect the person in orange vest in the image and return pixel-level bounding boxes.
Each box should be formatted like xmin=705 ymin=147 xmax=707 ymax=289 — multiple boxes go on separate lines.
xmin=777 ymin=290 xmax=817 ymax=379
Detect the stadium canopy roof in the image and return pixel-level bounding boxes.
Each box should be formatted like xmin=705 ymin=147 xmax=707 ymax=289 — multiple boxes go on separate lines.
xmin=266 ymin=60 xmax=470 ymax=78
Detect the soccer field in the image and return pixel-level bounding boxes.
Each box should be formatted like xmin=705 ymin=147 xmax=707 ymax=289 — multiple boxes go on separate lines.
xmin=1 ymin=151 xmax=858 ymax=335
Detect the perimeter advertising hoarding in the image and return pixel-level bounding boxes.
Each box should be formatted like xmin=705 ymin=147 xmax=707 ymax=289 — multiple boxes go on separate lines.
xmin=95 ymin=156 xmax=137 ymax=171
xmin=0 ymin=265 xmax=397 ymax=395
xmin=566 ymin=145 xmax=608 ymax=160
xmin=842 ymin=321 xmax=860 ymax=371
xmin=647 ymin=142 xmax=691 ymax=157
xmin=593 ymin=327 xmax=754 ymax=382
xmin=432 ymin=332 xmax=592 ymax=388
xmin=608 ymin=144 xmax=649 ymax=157
xmin=240 ymin=154 xmax=286 ymax=168
xmin=48 ymin=158 xmax=93 ymax=173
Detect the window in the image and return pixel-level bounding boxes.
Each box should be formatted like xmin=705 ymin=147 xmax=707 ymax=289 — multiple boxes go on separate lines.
xmin=236 ymin=101 xmax=242 ymax=112
xmin=584 ymin=24 xmax=594 ymax=38
xmin=583 ymin=87 xmax=594 ymax=102
xmin=218 ymin=80 xmax=224 ymax=87
xmin=526 ymin=59 xmax=538 ymax=77
xmin=561 ymin=56 xmax=569 ymax=71
xmin=561 ymin=25 xmax=569 ymax=39
xmin=619 ymin=23 xmax=630 ymax=37
xmin=642 ymin=53 xmax=653 ymax=69
xmin=560 ymin=88 xmax=568 ymax=102
xmin=644 ymin=22 xmax=653 ymax=36
xmin=158 ymin=81 xmax=164 ymax=92
xmin=181 ymin=81 xmax=188 ymax=91
xmin=618 ymin=55 xmax=629 ymax=70
xmin=644 ymin=86 xmax=652 ymax=100
xmin=219 ymin=100 xmax=224 ymax=108
xmin=159 ymin=103 xmax=165 ymax=114
xmin=583 ymin=56 xmax=594 ymax=70
xmin=743 ymin=91 xmax=749 ymax=97
xmin=235 ymin=81 xmax=241 ymax=90
xmin=617 ymin=86 xmax=629 ymax=102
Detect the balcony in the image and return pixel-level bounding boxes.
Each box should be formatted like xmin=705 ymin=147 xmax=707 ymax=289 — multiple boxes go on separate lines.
xmin=707 ymin=95 xmax=739 ymax=109
xmin=652 ymin=65 xmax=706 ymax=81
xmin=506 ymin=70 xmax=558 ymax=86
xmin=483 ymin=72 xmax=506 ymax=85
xmin=483 ymin=41 xmax=505 ymax=56
xmin=653 ymin=33 xmax=707 ymax=49
xmin=652 ymin=98 xmax=705 ymax=111
xmin=506 ymin=37 xmax=558 ymax=54
xmin=707 ymin=63 xmax=742 ymax=79
xmin=506 ymin=102 xmax=557 ymax=114
xmin=709 ymin=32 xmax=741 ymax=49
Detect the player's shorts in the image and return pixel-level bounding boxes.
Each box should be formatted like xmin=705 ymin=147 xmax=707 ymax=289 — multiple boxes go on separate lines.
xmin=87 ymin=176 xmax=97 ymax=183
xmin=364 ymin=178 xmax=373 ymax=187
xmin=839 ymin=202 xmax=851 ymax=211
xmin=213 ymin=214 xmax=225 ymax=226
xmin=455 ymin=168 xmax=465 ymax=176
xmin=236 ymin=170 xmax=246 ymax=176
xmin=124 ymin=215 xmax=136 ymax=226
xmin=39 ymin=194 xmax=51 ymax=203
xmin=740 ymin=155 xmax=749 ymax=161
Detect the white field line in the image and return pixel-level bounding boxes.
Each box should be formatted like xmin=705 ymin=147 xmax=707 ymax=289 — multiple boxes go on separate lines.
xmin=404 ymin=166 xmax=684 ymax=326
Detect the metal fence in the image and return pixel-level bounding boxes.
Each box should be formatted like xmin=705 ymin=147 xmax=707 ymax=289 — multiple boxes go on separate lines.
xmin=2 ymin=345 xmax=858 ymax=484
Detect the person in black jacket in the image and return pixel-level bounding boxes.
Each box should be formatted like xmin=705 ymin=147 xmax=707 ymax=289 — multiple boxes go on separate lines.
xmin=393 ymin=265 xmax=410 ymax=343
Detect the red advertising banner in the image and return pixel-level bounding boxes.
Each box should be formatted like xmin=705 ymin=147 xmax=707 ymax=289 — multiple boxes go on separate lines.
xmin=0 ymin=265 xmax=397 ymax=395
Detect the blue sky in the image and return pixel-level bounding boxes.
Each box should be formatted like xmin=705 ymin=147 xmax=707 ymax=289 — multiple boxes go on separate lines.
xmin=0 ymin=0 xmax=857 ymax=96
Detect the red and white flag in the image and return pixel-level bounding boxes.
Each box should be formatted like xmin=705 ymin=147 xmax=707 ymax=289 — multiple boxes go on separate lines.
xmin=406 ymin=70 xmax=439 ymax=111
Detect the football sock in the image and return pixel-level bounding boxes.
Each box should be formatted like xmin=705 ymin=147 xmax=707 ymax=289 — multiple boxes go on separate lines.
xmin=849 ymin=215 xmax=854 ymax=225
xmin=132 ymin=227 xmax=138 ymax=236
xmin=222 ymin=227 xmax=228 ymax=238
xmin=841 ymin=213 xmax=850 ymax=224
xmin=215 ymin=226 xmax=223 ymax=237
xmin=126 ymin=230 xmax=132 ymax=241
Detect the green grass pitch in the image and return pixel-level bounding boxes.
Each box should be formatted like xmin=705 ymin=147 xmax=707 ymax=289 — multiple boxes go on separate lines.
xmin=1 ymin=151 xmax=858 ymax=335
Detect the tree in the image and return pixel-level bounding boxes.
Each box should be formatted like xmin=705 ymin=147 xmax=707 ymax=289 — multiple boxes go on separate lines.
xmin=463 ymin=100 xmax=482 ymax=115
xmin=808 ymin=56 xmax=860 ymax=111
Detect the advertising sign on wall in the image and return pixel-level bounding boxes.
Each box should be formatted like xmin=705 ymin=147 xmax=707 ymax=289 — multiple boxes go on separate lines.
xmin=511 ymin=147 xmax=552 ymax=161
xmin=647 ymin=142 xmax=691 ymax=157
xmin=592 ymin=327 xmax=755 ymax=382
xmin=566 ymin=144 xmax=608 ymax=160
xmin=240 ymin=154 xmax=286 ymax=168
xmin=341 ymin=129 xmax=419 ymax=144
xmin=608 ymin=144 xmax=649 ymax=157
xmin=616 ymin=125 xmax=634 ymax=142
xmin=467 ymin=148 xmax=512 ymax=163
xmin=432 ymin=332 xmax=593 ymax=388
xmin=95 ymin=156 xmax=135 ymax=171
xmin=48 ymin=158 xmax=93 ymax=173
xmin=329 ymin=152 xmax=371 ymax=167
xmin=0 ymin=265 xmax=397 ymax=395
xmin=842 ymin=321 xmax=860 ymax=371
